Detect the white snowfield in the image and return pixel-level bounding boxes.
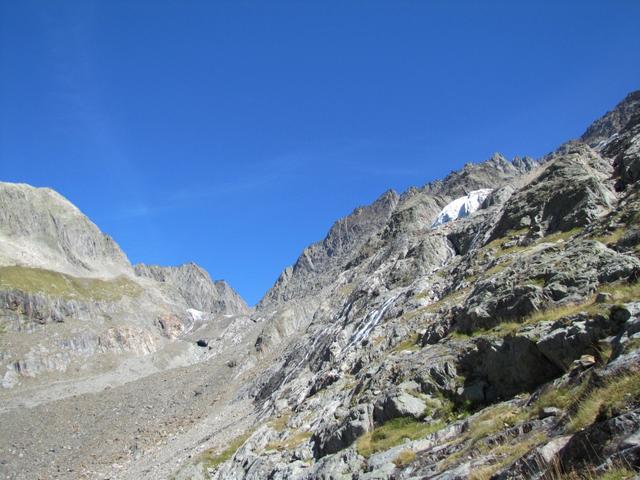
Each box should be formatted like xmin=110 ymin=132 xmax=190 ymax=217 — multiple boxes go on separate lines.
xmin=431 ymin=188 xmax=493 ymax=227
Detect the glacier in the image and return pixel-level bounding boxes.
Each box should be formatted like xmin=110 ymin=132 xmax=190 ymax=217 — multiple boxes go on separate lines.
xmin=431 ymin=188 xmax=493 ymax=227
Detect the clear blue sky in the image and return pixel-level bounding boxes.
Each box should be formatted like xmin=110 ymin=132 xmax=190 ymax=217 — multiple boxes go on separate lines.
xmin=1 ymin=1 xmax=639 ymax=305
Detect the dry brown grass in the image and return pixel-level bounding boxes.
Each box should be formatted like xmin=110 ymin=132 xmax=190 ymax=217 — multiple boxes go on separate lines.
xmin=393 ymin=449 xmax=417 ymax=467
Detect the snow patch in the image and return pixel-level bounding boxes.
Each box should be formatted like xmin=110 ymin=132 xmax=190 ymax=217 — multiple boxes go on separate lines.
xmin=431 ymin=189 xmax=493 ymax=227
xmin=187 ymin=308 xmax=205 ymax=322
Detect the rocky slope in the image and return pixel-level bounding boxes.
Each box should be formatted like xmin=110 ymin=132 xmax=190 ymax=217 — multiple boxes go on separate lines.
xmin=179 ymin=91 xmax=640 ymax=480
xmin=1 ymin=91 xmax=640 ymax=480
xmin=0 ymin=183 xmax=249 ymax=398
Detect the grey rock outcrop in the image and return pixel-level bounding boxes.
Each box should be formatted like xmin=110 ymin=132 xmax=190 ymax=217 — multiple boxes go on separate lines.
xmin=581 ymin=90 xmax=640 ymax=147
xmin=490 ymin=144 xmax=616 ymax=239
xmin=0 ymin=182 xmax=132 ymax=277
xmin=134 ymin=262 xmax=249 ymax=315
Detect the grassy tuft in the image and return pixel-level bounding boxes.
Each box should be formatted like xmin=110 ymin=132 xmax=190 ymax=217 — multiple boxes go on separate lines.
xmin=538 ymin=227 xmax=583 ymax=244
xmin=598 ymin=281 xmax=640 ymax=304
xmin=356 ymin=417 xmax=443 ymax=458
xmin=391 ymin=333 xmax=421 ymax=352
xmin=467 ymin=433 xmax=547 ymax=480
xmin=268 ymin=413 xmax=291 ymax=432
xmin=199 ymin=432 xmax=251 ymax=471
xmin=265 ymin=430 xmax=312 ymax=451
xmin=422 ymin=287 xmax=471 ymax=313
xmin=531 ymin=381 xmax=590 ymax=417
xmin=569 ymin=370 xmax=640 ymax=432
xmin=466 ymin=404 xmax=529 ymax=444
xmin=393 ymin=449 xmax=417 ymax=467
xmin=483 ymin=261 xmax=510 ymax=277
xmin=593 ymin=228 xmax=626 ymax=246
xmin=525 ymin=298 xmax=607 ymax=324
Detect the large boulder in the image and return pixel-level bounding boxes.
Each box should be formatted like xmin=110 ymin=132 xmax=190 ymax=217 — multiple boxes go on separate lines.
xmin=373 ymin=391 xmax=427 ymax=423
xmin=312 ymin=403 xmax=374 ymax=458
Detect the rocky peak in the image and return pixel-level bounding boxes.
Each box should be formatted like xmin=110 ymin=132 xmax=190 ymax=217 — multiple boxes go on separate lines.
xmin=422 ymin=152 xmax=537 ymax=200
xmin=581 ymin=90 xmax=640 ymax=147
xmin=257 ymin=189 xmax=399 ymax=309
xmin=0 ymin=181 xmax=132 ymax=278
xmin=134 ymin=262 xmax=249 ymax=315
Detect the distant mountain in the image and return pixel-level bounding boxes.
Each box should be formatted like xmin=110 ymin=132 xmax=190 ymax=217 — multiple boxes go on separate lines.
xmin=135 ymin=262 xmax=249 ymax=315
xmin=0 ymin=182 xmax=132 ymax=277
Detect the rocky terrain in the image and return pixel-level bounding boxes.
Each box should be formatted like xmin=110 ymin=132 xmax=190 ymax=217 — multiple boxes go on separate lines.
xmin=1 ymin=91 xmax=640 ymax=480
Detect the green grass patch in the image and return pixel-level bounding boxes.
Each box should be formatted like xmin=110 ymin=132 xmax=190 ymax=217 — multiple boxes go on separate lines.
xmin=0 ymin=266 xmax=141 ymax=301
xmin=593 ymin=228 xmax=626 ymax=245
xmin=555 ymin=465 xmax=638 ymax=479
xmin=450 ymin=296 xmax=610 ymax=340
xmin=467 ymin=433 xmax=547 ymax=480
xmin=597 ymin=466 xmax=638 ymax=480
xmin=483 ymin=229 xmax=531 ymax=258
xmin=598 ymin=281 xmax=640 ymax=304
xmin=466 ymin=403 xmax=529 ymax=444
xmin=527 ymin=277 xmax=546 ymax=288
xmin=265 ymin=430 xmax=312 ymax=451
xmin=525 ymin=298 xmax=606 ymax=324
xmin=532 ymin=382 xmax=587 ymax=416
xmin=391 ymin=333 xmax=421 ymax=352
xmin=483 ymin=261 xmax=511 ymax=277
xmin=538 ymin=227 xmax=583 ymax=244
xmin=199 ymin=432 xmax=251 ymax=471
xmin=438 ymin=403 xmax=538 ymax=474
xmin=569 ymin=370 xmax=640 ymax=432
xmin=423 ymin=287 xmax=471 ymax=313
xmin=621 ymin=337 xmax=640 ymax=355
xmin=464 ymin=273 xmax=479 ymax=284
xmin=356 ymin=417 xmax=444 ymax=458
xmin=268 ymin=413 xmax=291 ymax=432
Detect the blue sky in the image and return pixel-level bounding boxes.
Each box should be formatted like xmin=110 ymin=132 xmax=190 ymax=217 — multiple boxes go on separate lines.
xmin=1 ymin=1 xmax=639 ymax=305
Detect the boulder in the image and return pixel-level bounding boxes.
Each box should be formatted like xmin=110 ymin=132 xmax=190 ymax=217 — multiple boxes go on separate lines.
xmin=374 ymin=391 xmax=427 ymax=423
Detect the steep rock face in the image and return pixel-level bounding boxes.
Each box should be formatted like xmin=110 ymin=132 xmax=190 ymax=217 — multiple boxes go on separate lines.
xmin=603 ymin=111 xmax=640 ymax=190
xmin=134 ymin=262 xmax=249 ymax=315
xmin=257 ymin=189 xmax=400 ymax=309
xmin=0 ymin=182 xmax=132 ymax=277
xmin=581 ymin=90 xmax=640 ymax=147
